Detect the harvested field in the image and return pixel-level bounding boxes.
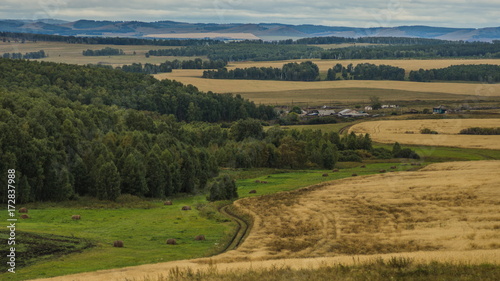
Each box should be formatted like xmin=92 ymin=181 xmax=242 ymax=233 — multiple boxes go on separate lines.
xmin=35 ymin=161 xmax=500 ymax=281
xmin=349 ymin=119 xmax=500 ymax=150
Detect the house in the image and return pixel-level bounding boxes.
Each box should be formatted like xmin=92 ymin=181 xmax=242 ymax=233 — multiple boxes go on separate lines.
xmin=433 ymin=105 xmax=447 ymax=114
xmin=338 ymin=109 xmax=369 ymax=117
xmin=317 ymin=109 xmax=336 ymax=116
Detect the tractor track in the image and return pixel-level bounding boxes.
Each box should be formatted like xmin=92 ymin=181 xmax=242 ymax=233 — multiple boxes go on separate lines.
xmin=218 ymin=204 xmax=250 ymax=253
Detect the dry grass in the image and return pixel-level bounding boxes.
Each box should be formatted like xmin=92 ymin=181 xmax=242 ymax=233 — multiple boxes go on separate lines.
xmin=350 ymin=119 xmax=500 ymax=150
xmin=33 ymin=161 xmax=500 ymax=281
xmin=0 ymin=41 xmax=192 ymax=66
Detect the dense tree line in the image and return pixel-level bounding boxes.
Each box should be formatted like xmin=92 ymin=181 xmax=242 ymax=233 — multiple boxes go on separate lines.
xmin=409 ymin=64 xmax=500 ymax=83
xmin=82 ymin=47 xmax=124 ymax=56
xmin=202 ymin=61 xmax=320 ymax=81
xmin=0 ymin=58 xmax=276 ymax=122
xmin=117 ymin=59 xmax=227 ymax=74
xmin=326 ymin=63 xmax=405 ymax=81
xmin=320 ymin=42 xmax=500 ymax=59
xmin=0 ymin=31 xmax=224 ymax=46
xmin=459 ymin=127 xmax=500 ymax=135
xmin=2 ymin=50 xmax=46 ymax=59
xmin=294 ymin=36 xmax=452 ymax=45
xmin=147 ymin=43 xmax=323 ymax=61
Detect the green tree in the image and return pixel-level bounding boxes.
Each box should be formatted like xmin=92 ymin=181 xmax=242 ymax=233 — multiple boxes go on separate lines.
xmin=96 ymin=161 xmax=121 ymax=201
xmin=207 ymin=175 xmax=238 ymax=202
xmin=230 ymin=118 xmax=264 ymax=141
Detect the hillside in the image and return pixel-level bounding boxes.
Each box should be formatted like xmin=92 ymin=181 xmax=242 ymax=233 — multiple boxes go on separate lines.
xmin=1 ymin=19 xmax=499 ymax=41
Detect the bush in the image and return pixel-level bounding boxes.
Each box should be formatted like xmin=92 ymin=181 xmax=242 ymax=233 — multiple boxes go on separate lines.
xmin=207 ymin=175 xmax=238 ymax=202
xmin=338 ymin=150 xmax=362 ymax=162
xmin=459 ymin=127 xmax=500 ymax=135
xmin=420 ymin=128 xmax=438 ymax=134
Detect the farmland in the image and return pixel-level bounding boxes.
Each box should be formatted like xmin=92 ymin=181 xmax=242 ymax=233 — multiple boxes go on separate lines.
xmin=32 ymin=160 xmax=500 ymax=281
xmin=350 ymin=119 xmax=500 ymax=150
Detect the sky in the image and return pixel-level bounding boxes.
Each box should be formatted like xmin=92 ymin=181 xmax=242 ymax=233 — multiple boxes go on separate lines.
xmin=1 ymin=0 xmax=499 ymax=28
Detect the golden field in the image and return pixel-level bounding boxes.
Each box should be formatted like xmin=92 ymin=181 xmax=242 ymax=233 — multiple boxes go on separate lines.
xmin=349 ymin=119 xmax=500 ymax=150
xmin=0 ymin=41 xmax=191 ymax=66
xmin=35 ymin=160 xmax=500 ymax=281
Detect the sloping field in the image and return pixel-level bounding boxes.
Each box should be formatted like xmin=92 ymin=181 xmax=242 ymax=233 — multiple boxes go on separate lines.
xmin=155 ymin=70 xmax=500 ymax=102
xmin=349 ymin=119 xmax=500 ymax=149
xmin=35 ymin=160 xmax=500 ymax=281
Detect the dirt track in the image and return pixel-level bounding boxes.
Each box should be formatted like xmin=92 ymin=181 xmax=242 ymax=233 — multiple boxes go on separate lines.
xmin=34 ymin=160 xmax=500 ymax=281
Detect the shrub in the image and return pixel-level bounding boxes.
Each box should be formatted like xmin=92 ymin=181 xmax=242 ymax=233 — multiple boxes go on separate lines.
xmin=420 ymin=128 xmax=438 ymax=134
xmin=207 ymin=175 xmax=238 ymax=202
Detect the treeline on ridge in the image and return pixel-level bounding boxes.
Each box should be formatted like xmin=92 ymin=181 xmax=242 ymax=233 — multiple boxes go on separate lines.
xmin=82 ymin=47 xmax=124 ymax=56
xmin=117 ymin=58 xmax=227 ymax=74
xmin=320 ymin=42 xmax=500 ymax=59
xmin=409 ymin=64 xmax=500 ymax=83
xmin=459 ymin=127 xmax=500 ymax=135
xmin=203 ymin=61 xmax=405 ymax=81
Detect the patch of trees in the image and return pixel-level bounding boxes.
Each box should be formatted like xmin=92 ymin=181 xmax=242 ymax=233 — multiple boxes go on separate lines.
xmin=117 ymin=59 xmax=227 ymax=74
xmin=325 ymin=63 xmax=405 ymax=81
xmin=320 ymin=42 xmax=500 ymax=59
xmin=202 ymin=61 xmax=320 ymax=81
xmin=147 ymin=43 xmax=323 ymax=61
xmin=459 ymin=127 xmax=500 ymax=135
xmin=82 ymin=47 xmax=124 ymax=56
xmin=0 ymin=58 xmax=276 ymax=122
xmin=0 ymin=31 xmax=224 ymax=46
xmin=2 ymin=50 xmax=46 ymax=59
xmin=409 ymin=64 xmax=500 ymax=83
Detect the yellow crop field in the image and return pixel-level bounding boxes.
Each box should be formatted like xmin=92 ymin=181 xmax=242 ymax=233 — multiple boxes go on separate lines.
xmin=36 ymin=160 xmax=500 ymax=281
xmin=0 ymin=41 xmax=188 ymax=66
xmin=155 ymin=69 xmax=500 ymax=104
xmin=349 ymin=119 xmax=500 ymax=150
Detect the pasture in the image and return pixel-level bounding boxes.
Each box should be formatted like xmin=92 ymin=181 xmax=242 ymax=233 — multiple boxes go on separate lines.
xmin=350 ymin=119 xmax=500 ymax=150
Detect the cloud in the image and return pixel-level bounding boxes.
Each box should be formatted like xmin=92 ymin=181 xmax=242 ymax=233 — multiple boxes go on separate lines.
xmin=0 ymin=0 xmax=498 ymax=28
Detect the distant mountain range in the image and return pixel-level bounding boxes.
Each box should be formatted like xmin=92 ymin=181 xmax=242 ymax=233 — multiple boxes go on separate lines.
xmin=1 ymin=19 xmax=499 ymax=42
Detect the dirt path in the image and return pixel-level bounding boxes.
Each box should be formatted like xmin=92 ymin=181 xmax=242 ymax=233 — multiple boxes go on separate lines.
xmin=34 ymin=160 xmax=500 ymax=281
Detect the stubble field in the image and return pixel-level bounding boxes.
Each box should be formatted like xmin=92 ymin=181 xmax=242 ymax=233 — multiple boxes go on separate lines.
xmin=349 ymin=119 xmax=500 ymax=149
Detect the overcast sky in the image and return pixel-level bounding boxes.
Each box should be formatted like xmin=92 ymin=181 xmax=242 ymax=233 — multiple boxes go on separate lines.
xmin=1 ymin=0 xmax=499 ymax=28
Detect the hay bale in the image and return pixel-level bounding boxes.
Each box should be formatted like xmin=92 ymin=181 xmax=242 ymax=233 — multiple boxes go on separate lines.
xmin=390 ymin=166 xmax=397 ymax=169
xmin=113 ymin=240 xmax=124 ymax=247
xmin=164 ymin=201 xmax=173 ymax=205
xmin=166 ymin=239 xmax=177 ymax=245
xmin=20 ymin=214 xmax=29 ymax=219
xmin=19 ymin=207 xmax=28 ymax=213
xmin=322 ymin=173 xmax=329 ymax=177
xmin=255 ymin=180 xmax=261 ymax=183
xmin=249 ymin=190 xmax=257 ymax=194
xmin=72 ymin=215 xmax=81 ymax=220
xmin=360 ymin=165 xmax=366 ymax=168
xmin=351 ymin=173 xmax=358 ymax=177
xmin=332 ymin=169 xmax=339 ymax=172
xmin=195 ymin=235 xmax=206 ymax=241
xmin=379 ymin=169 xmax=386 ymax=173
xmin=181 ymin=206 xmax=191 ymax=211
xmin=261 ymin=181 xmax=268 ymax=184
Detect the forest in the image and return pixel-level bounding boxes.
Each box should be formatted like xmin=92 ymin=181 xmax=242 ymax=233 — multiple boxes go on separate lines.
xmin=320 ymin=42 xmax=500 ymax=59
xmin=325 ymin=63 xmax=405 ymax=81
xmin=409 ymin=64 xmax=500 ymax=83
xmin=0 ymin=57 xmax=419 ymax=203
xmin=147 ymin=43 xmax=323 ymax=61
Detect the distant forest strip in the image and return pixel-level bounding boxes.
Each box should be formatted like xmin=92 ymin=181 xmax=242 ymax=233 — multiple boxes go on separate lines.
xmin=320 ymin=42 xmax=500 ymax=59
xmin=147 ymin=44 xmax=323 ymax=61
xmin=0 ymin=31 xmax=224 ymax=46
xmin=203 ymin=61 xmax=405 ymax=81
xmin=1 ymin=50 xmax=46 ymax=59
xmin=116 ymin=58 xmax=227 ymax=74
xmin=409 ymin=64 xmax=500 ymax=83
xmin=82 ymin=47 xmax=124 ymax=56
xmin=459 ymin=127 xmax=500 ymax=135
